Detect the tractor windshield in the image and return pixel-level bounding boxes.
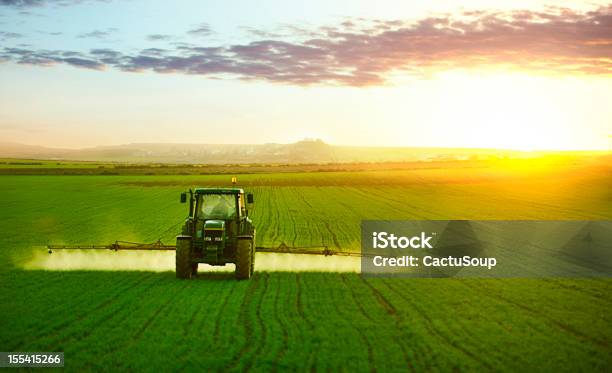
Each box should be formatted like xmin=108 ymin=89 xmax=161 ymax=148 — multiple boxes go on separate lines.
xmin=199 ymin=194 xmax=237 ymax=220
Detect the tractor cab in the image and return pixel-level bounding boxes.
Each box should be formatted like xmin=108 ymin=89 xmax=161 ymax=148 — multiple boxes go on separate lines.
xmin=193 ymin=189 xmax=245 ymax=258
xmin=177 ymin=187 xmax=255 ymax=279
xmin=199 ymin=193 xmax=239 ymax=220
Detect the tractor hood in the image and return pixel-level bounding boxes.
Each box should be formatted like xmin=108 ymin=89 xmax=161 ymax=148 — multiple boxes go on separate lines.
xmin=197 ymin=220 xmax=225 ymax=241
xmin=203 ymin=220 xmax=225 ymax=230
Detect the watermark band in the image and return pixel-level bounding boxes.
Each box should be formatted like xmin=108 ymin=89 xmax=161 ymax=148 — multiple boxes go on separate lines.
xmin=361 ymin=220 xmax=612 ymax=278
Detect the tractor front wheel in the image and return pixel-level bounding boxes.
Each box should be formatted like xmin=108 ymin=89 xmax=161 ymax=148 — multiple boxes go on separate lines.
xmin=176 ymin=237 xmax=192 ymax=279
xmin=236 ymin=239 xmax=253 ymax=280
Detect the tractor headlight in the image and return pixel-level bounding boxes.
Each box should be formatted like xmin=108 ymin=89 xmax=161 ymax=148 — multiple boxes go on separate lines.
xmin=204 ymin=236 xmax=212 ymax=241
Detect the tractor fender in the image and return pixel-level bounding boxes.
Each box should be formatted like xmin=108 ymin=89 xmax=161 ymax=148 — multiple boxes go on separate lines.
xmin=181 ymin=218 xmax=194 ymax=235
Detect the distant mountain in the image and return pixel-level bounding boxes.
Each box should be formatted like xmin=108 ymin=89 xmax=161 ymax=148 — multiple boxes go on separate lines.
xmin=0 ymin=140 xmax=557 ymax=164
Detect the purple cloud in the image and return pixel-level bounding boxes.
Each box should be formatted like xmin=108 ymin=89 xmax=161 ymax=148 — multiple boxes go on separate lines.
xmin=0 ymin=0 xmax=108 ymax=7
xmin=2 ymin=6 xmax=611 ymax=86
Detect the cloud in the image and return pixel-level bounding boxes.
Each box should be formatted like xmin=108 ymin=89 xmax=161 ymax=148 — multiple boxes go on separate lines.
xmin=0 ymin=47 xmax=104 ymax=69
xmin=1 ymin=6 xmax=611 ymax=86
xmin=64 ymin=57 xmax=104 ymax=69
xmin=146 ymin=34 xmax=172 ymax=41
xmin=140 ymin=47 xmax=168 ymax=56
xmin=38 ymin=30 xmax=63 ymax=35
xmin=0 ymin=31 xmax=24 ymax=38
xmin=187 ymin=23 xmax=212 ymax=37
xmin=0 ymin=0 xmax=107 ymax=7
xmin=77 ymin=28 xmax=116 ymax=39
xmin=0 ymin=0 xmax=44 ymax=6
xmin=239 ymin=26 xmax=283 ymax=39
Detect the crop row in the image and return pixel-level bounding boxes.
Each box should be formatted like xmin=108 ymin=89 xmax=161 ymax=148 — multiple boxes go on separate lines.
xmin=0 ymin=269 xmax=609 ymax=371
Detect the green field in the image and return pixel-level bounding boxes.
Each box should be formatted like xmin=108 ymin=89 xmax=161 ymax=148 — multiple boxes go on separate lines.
xmin=1 ymin=157 xmax=611 ymax=371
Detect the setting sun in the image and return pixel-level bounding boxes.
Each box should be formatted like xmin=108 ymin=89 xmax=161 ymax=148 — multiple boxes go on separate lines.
xmin=429 ymin=72 xmax=581 ymax=151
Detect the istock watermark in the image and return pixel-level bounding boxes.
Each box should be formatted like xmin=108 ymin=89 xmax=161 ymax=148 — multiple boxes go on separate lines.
xmin=361 ymin=220 xmax=612 ymax=278
xmin=372 ymin=231 xmax=434 ymax=249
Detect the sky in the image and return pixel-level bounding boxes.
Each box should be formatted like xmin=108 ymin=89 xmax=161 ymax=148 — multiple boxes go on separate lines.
xmin=0 ymin=0 xmax=611 ymax=150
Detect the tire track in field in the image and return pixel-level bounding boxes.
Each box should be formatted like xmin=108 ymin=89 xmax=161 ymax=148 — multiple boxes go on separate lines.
xmin=270 ymin=189 xmax=281 ymax=245
xmin=273 ymin=188 xmax=284 ymax=246
xmin=272 ymin=275 xmax=289 ymax=372
xmin=295 ymin=273 xmax=314 ymax=329
xmin=324 ymin=221 xmax=341 ymax=250
xmin=324 ymin=188 xmax=362 ymax=249
xmin=360 ymin=278 xmax=397 ymax=315
xmin=179 ymin=279 xmax=239 ymax=368
xmin=359 ymin=277 xmax=417 ymax=371
xmin=296 ymin=190 xmax=313 ymax=208
xmin=295 ymin=273 xmax=318 ymax=370
xmin=305 ymin=188 xmax=327 ymax=248
xmin=283 ymin=188 xmax=299 ymax=247
xmin=460 ymin=281 xmax=610 ymax=349
xmin=243 ymin=273 xmax=270 ymax=372
xmin=294 ymin=188 xmax=317 ymax=246
xmin=338 ymin=275 xmax=376 ymax=372
xmin=226 ymin=274 xmax=266 ymax=371
xmin=382 ymin=279 xmax=496 ymax=371
xmin=395 ymin=280 xmax=529 ymax=369
xmin=183 ymin=298 xmax=206 ymax=337
xmin=212 ymin=281 xmax=239 ymax=339
xmin=131 ymin=280 xmax=192 ymax=340
xmin=340 ymin=274 xmax=374 ymax=321
xmin=281 ymin=188 xmax=299 ymax=248
xmin=93 ymin=279 xmax=193 ymax=364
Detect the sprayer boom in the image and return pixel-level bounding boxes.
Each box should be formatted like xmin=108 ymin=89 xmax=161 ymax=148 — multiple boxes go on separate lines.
xmin=47 ymin=240 xmax=374 ymax=257
xmin=47 ymin=240 xmax=176 ymax=253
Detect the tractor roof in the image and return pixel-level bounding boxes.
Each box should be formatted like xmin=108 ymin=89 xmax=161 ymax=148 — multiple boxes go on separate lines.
xmin=194 ymin=187 xmax=244 ymax=194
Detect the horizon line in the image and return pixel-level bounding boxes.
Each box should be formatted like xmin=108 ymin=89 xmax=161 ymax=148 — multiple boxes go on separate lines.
xmin=1 ymin=139 xmax=609 ymax=153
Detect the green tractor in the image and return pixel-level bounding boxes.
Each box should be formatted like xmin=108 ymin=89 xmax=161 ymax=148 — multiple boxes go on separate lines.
xmin=176 ymin=188 xmax=256 ymax=280
xmin=47 ymin=183 xmax=355 ymax=279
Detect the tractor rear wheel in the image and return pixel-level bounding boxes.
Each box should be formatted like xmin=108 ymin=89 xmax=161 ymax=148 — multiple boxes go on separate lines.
xmin=250 ymin=250 xmax=255 ymax=274
xmin=235 ymin=239 xmax=253 ymax=280
xmin=176 ymin=237 xmax=192 ymax=279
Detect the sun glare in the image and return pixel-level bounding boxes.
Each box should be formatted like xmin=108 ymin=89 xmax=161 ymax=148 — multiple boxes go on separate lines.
xmin=426 ymin=71 xmax=580 ymax=151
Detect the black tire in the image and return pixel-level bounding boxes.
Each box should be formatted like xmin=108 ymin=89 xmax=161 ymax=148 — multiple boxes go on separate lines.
xmin=191 ymin=263 xmax=198 ymax=277
xmin=176 ymin=237 xmax=192 ymax=279
xmin=250 ymin=231 xmax=256 ymax=274
xmin=250 ymin=250 xmax=255 ymax=274
xmin=235 ymin=239 xmax=252 ymax=280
